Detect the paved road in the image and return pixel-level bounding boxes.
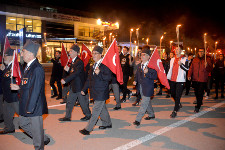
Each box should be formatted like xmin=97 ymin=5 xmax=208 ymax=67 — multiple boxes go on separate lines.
xmin=0 ymin=73 xmax=225 ymax=150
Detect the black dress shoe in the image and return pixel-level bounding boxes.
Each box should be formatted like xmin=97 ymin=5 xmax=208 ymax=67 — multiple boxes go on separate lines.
xmin=44 ymin=137 xmax=50 ymax=145
xmin=56 ymin=96 xmax=62 ymax=100
xmin=0 ymin=130 xmax=15 ymax=134
xmin=121 ymin=99 xmax=126 ymax=103
xmin=144 ymin=116 xmax=155 ymax=120
xmin=79 ymin=129 xmax=90 ymax=135
xmin=170 ymin=111 xmax=177 ymax=118
xmin=99 ymin=125 xmax=112 ymax=129
xmin=51 ymin=94 xmax=58 ymax=98
xmin=166 ymin=94 xmax=170 ymax=98
xmin=113 ymin=106 xmax=121 ymax=110
xmin=58 ymin=117 xmax=71 ymax=121
xmin=194 ymin=107 xmax=200 ymax=113
xmin=60 ymin=101 xmax=66 ymax=104
xmin=157 ymin=92 xmax=162 ymax=95
xmin=0 ymin=119 xmax=4 ymax=123
xmin=132 ymin=102 xmax=139 ymax=106
xmin=80 ymin=116 xmax=91 ymax=121
xmin=133 ymin=121 xmax=140 ymax=126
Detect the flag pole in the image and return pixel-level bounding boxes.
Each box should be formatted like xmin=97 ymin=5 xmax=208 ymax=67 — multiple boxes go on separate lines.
xmin=11 ymin=50 xmax=15 ymax=84
xmin=2 ymin=36 xmax=7 ymax=63
xmin=204 ymin=33 xmax=207 ymax=67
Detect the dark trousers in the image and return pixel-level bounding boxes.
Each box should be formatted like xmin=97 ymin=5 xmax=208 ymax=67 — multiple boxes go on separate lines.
xmin=170 ymin=81 xmax=184 ymax=112
xmin=215 ymin=77 xmax=224 ymax=97
xmin=193 ymin=81 xmax=206 ymax=109
xmin=185 ymin=79 xmax=192 ymax=95
xmin=50 ymin=76 xmax=62 ymax=97
xmin=121 ymin=75 xmax=131 ymax=99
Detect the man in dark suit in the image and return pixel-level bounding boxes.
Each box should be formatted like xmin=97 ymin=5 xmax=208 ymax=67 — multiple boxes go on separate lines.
xmin=0 ymin=66 xmax=3 ymax=123
xmin=59 ymin=44 xmax=91 ymax=121
xmin=133 ymin=47 xmax=157 ymax=126
xmin=50 ymin=50 xmax=63 ymax=99
xmin=0 ymin=48 xmax=19 ymax=134
xmin=11 ymin=40 xmax=50 ymax=149
xmin=79 ymin=46 xmax=112 ymax=135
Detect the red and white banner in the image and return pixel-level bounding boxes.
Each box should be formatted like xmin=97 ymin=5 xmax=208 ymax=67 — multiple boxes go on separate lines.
xmin=11 ymin=49 xmax=21 ymax=85
xmin=60 ymin=43 xmax=69 ymax=67
xmin=81 ymin=43 xmax=92 ymax=70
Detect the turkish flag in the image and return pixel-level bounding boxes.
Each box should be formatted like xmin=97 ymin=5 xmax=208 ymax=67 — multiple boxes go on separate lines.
xmin=81 ymin=43 xmax=92 ymax=70
xmin=1 ymin=36 xmax=11 ymax=63
xmin=11 ymin=50 xmax=22 ymax=85
xmin=60 ymin=43 xmax=68 ymax=67
xmin=148 ymin=47 xmax=170 ymax=89
xmin=101 ymin=39 xmax=123 ymax=85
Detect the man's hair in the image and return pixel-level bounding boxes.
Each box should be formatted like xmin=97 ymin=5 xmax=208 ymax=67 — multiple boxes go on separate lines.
xmin=118 ymin=45 xmax=122 ymax=49
xmin=123 ymin=46 xmax=129 ymax=51
xmin=55 ymin=50 xmax=61 ymax=54
xmin=188 ymin=53 xmax=193 ymax=56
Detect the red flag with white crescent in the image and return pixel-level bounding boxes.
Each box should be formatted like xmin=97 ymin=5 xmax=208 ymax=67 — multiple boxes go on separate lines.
xmin=81 ymin=43 xmax=92 ymax=69
xmin=101 ymin=39 xmax=123 ymax=84
xmin=148 ymin=47 xmax=170 ymax=89
xmin=60 ymin=43 xmax=68 ymax=67
xmin=11 ymin=49 xmax=21 ymax=85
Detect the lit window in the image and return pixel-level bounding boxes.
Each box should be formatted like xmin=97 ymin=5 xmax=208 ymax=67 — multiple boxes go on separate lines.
xmin=6 ymin=16 xmax=16 ymax=31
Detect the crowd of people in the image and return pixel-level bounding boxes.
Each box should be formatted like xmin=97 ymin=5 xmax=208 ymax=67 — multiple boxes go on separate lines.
xmin=0 ymin=40 xmax=224 ymax=149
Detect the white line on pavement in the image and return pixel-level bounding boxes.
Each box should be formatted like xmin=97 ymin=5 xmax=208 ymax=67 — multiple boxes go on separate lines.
xmin=48 ymin=103 xmax=66 ymax=108
xmin=114 ymin=101 xmax=225 ymax=150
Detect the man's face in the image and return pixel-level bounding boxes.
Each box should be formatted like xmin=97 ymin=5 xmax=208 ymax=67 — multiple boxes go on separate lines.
xmin=21 ymin=49 xmax=34 ymax=63
xmin=3 ymin=55 xmax=13 ymax=65
xmin=198 ymin=49 xmax=204 ymax=57
xmin=118 ymin=47 xmax=121 ymax=53
xmin=55 ymin=52 xmax=61 ymax=58
xmin=170 ymin=53 xmax=174 ymax=58
xmin=92 ymin=51 xmax=101 ymax=62
xmin=175 ymin=47 xmax=181 ymax=56
xmin=141 ymin=53 xmax=150 ymax=63
xmin=188 ymin=55 xmax=193 ymax=60
xmin=123 ymin=48 xmax=128 ymax=55
xmin=163 ymin=53 xmax=167 ymax=60
xmin=68 ymin=49 xmax=77 ymax=59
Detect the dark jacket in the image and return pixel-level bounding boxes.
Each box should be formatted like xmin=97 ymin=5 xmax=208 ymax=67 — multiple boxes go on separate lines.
xmin=51 ymin=57 xmax=63 ymax=78
xmin=64 ymin=57 xmax=85 ymax=93
xmin=0 ymin=70 xmax=3 ymax=95
xmin=2 ymin=63 xmax=19 ymax=103
xmin=82 ymin=63 xmax=112 ymax=101
xmin=188 ymin=56 xmax=212 ymax=82
xmin=135 ymin=64 xmax=157 ymax=97
xmin=19 ymin=59 xmax=48 ymax=117
xmin=214 ymin=59 xmax=225 ymax=77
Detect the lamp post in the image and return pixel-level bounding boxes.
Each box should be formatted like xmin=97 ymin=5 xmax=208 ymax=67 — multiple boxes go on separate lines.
xmin=130 ymin=28 xmax=133 ymax=55
xmin=215 ymin=41 xmax=218 ymax=51
xmin=170 ymin=41 xmax=173 ymax=50
xmin=160 ymin=35 xmax=163 ymax=58
xmin=176 ymin=25 xmax=181 ymax=50
xmin=136 ymin=28 xmax=139 ymax=47
xmin=204 ymin=33 xmax=207 ymax=67
xmin=146 ymin=38 xmax=149 ymax=45
xmin=109 ymin=33 xmax=112 ymax=44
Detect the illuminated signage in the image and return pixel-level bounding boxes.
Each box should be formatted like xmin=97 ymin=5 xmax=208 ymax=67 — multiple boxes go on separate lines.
xmin=6 ymin=31 xmax=42 ymax=38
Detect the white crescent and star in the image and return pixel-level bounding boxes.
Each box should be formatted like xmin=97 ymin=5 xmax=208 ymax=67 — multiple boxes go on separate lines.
xmin=157 ymin=59 xmax=165 ymax=73
xmin=82 ymin=50 xmax=88 ymax=59
xmin=112 ymin=54 xmax=116 ymax=66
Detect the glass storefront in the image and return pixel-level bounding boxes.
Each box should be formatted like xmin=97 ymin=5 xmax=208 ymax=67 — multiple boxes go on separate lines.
xmin=6 ymin=16 xmax=42 ymax=33
xmin=78 ymin=26 xmax=100 ymax=37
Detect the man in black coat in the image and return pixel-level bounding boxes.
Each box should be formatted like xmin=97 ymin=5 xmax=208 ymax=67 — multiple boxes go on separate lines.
xmin=59 ymin=44 xmax=91 ymax=121
xmin=0 ymin=48 xmax=19 ymax=134
xmin=0 ymin=63 xmax=4 ymax=123
xmin=79 ymin=46 xmax=112 ymax=135
xmin=11 ymin=40 xmax=50 ymax=149
xmin=50 ymin=50 xmax=63 ymax=99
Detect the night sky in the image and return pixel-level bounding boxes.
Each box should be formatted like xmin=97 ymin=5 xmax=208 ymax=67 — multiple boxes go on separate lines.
xmin=3 ymin=0 xmax=225 ymax=49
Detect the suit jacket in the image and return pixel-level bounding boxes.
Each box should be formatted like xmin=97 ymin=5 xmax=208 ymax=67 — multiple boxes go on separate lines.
xmin=64 ymin=57 xmax=85 ymax=93
xmin=19 ymin=59 xmax=48 ymax=117
xmin=2 ymin=64 xmax=19 ymax=103
xmin=82 ymin=63 xmax=112 ymax=101
xmin=135 ymin=64 xmax=157 ymax=97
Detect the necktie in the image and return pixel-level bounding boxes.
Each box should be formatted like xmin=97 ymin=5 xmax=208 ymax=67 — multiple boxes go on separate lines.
xmin=141 ymin=64 xmax=144 ymax=70
xmin=93 ymin=63 xmax=97 ymax=74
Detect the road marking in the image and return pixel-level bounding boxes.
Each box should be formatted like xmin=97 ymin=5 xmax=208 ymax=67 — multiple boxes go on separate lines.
xmin=114 ymin=101 xmax=225 ymax=150
xmin=48 ymin=103 xmax=66 ymax=108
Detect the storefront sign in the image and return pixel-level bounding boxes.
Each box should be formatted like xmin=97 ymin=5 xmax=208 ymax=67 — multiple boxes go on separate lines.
xmin=52 ymin=13 xmax=81 ymax=22
xmin=6 ymin=31 xmax=42 ymax=39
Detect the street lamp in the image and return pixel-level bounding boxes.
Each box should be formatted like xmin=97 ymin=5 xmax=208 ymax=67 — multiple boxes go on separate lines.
xmin=204 ymin=33 xmax=207 ymax=66
xmin=215 ymin=41 xmax=218 ymax=51
xmin=109 ymin=33 xmax=112 ymax=43
xmin=146 ymin=38 xmax=149 ymax=45
xmin=130 ymin=28 xmax=133 ymax=56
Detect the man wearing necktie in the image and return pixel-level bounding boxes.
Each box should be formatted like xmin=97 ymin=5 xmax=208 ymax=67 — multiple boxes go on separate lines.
xmin=11 ymin=40 xmax=50 ymax=149
xmin=0 ymin=48 xmax=20 ymax=134
xmin=133 ymin=46 xmax=157 ymax=126
xmin=59 ymin=44 xmax=91 ymax=121
xmin=79 ymin=46 xmax=112 ymax=135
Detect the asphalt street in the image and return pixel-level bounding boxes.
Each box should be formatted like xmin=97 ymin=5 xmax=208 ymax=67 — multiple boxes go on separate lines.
xmin=0 ymin=72 xmax=225 ymax=150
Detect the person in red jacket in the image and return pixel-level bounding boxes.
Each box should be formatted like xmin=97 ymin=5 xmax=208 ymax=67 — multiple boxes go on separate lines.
xmin=188 ymin=48 xmax=213 ymax=113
